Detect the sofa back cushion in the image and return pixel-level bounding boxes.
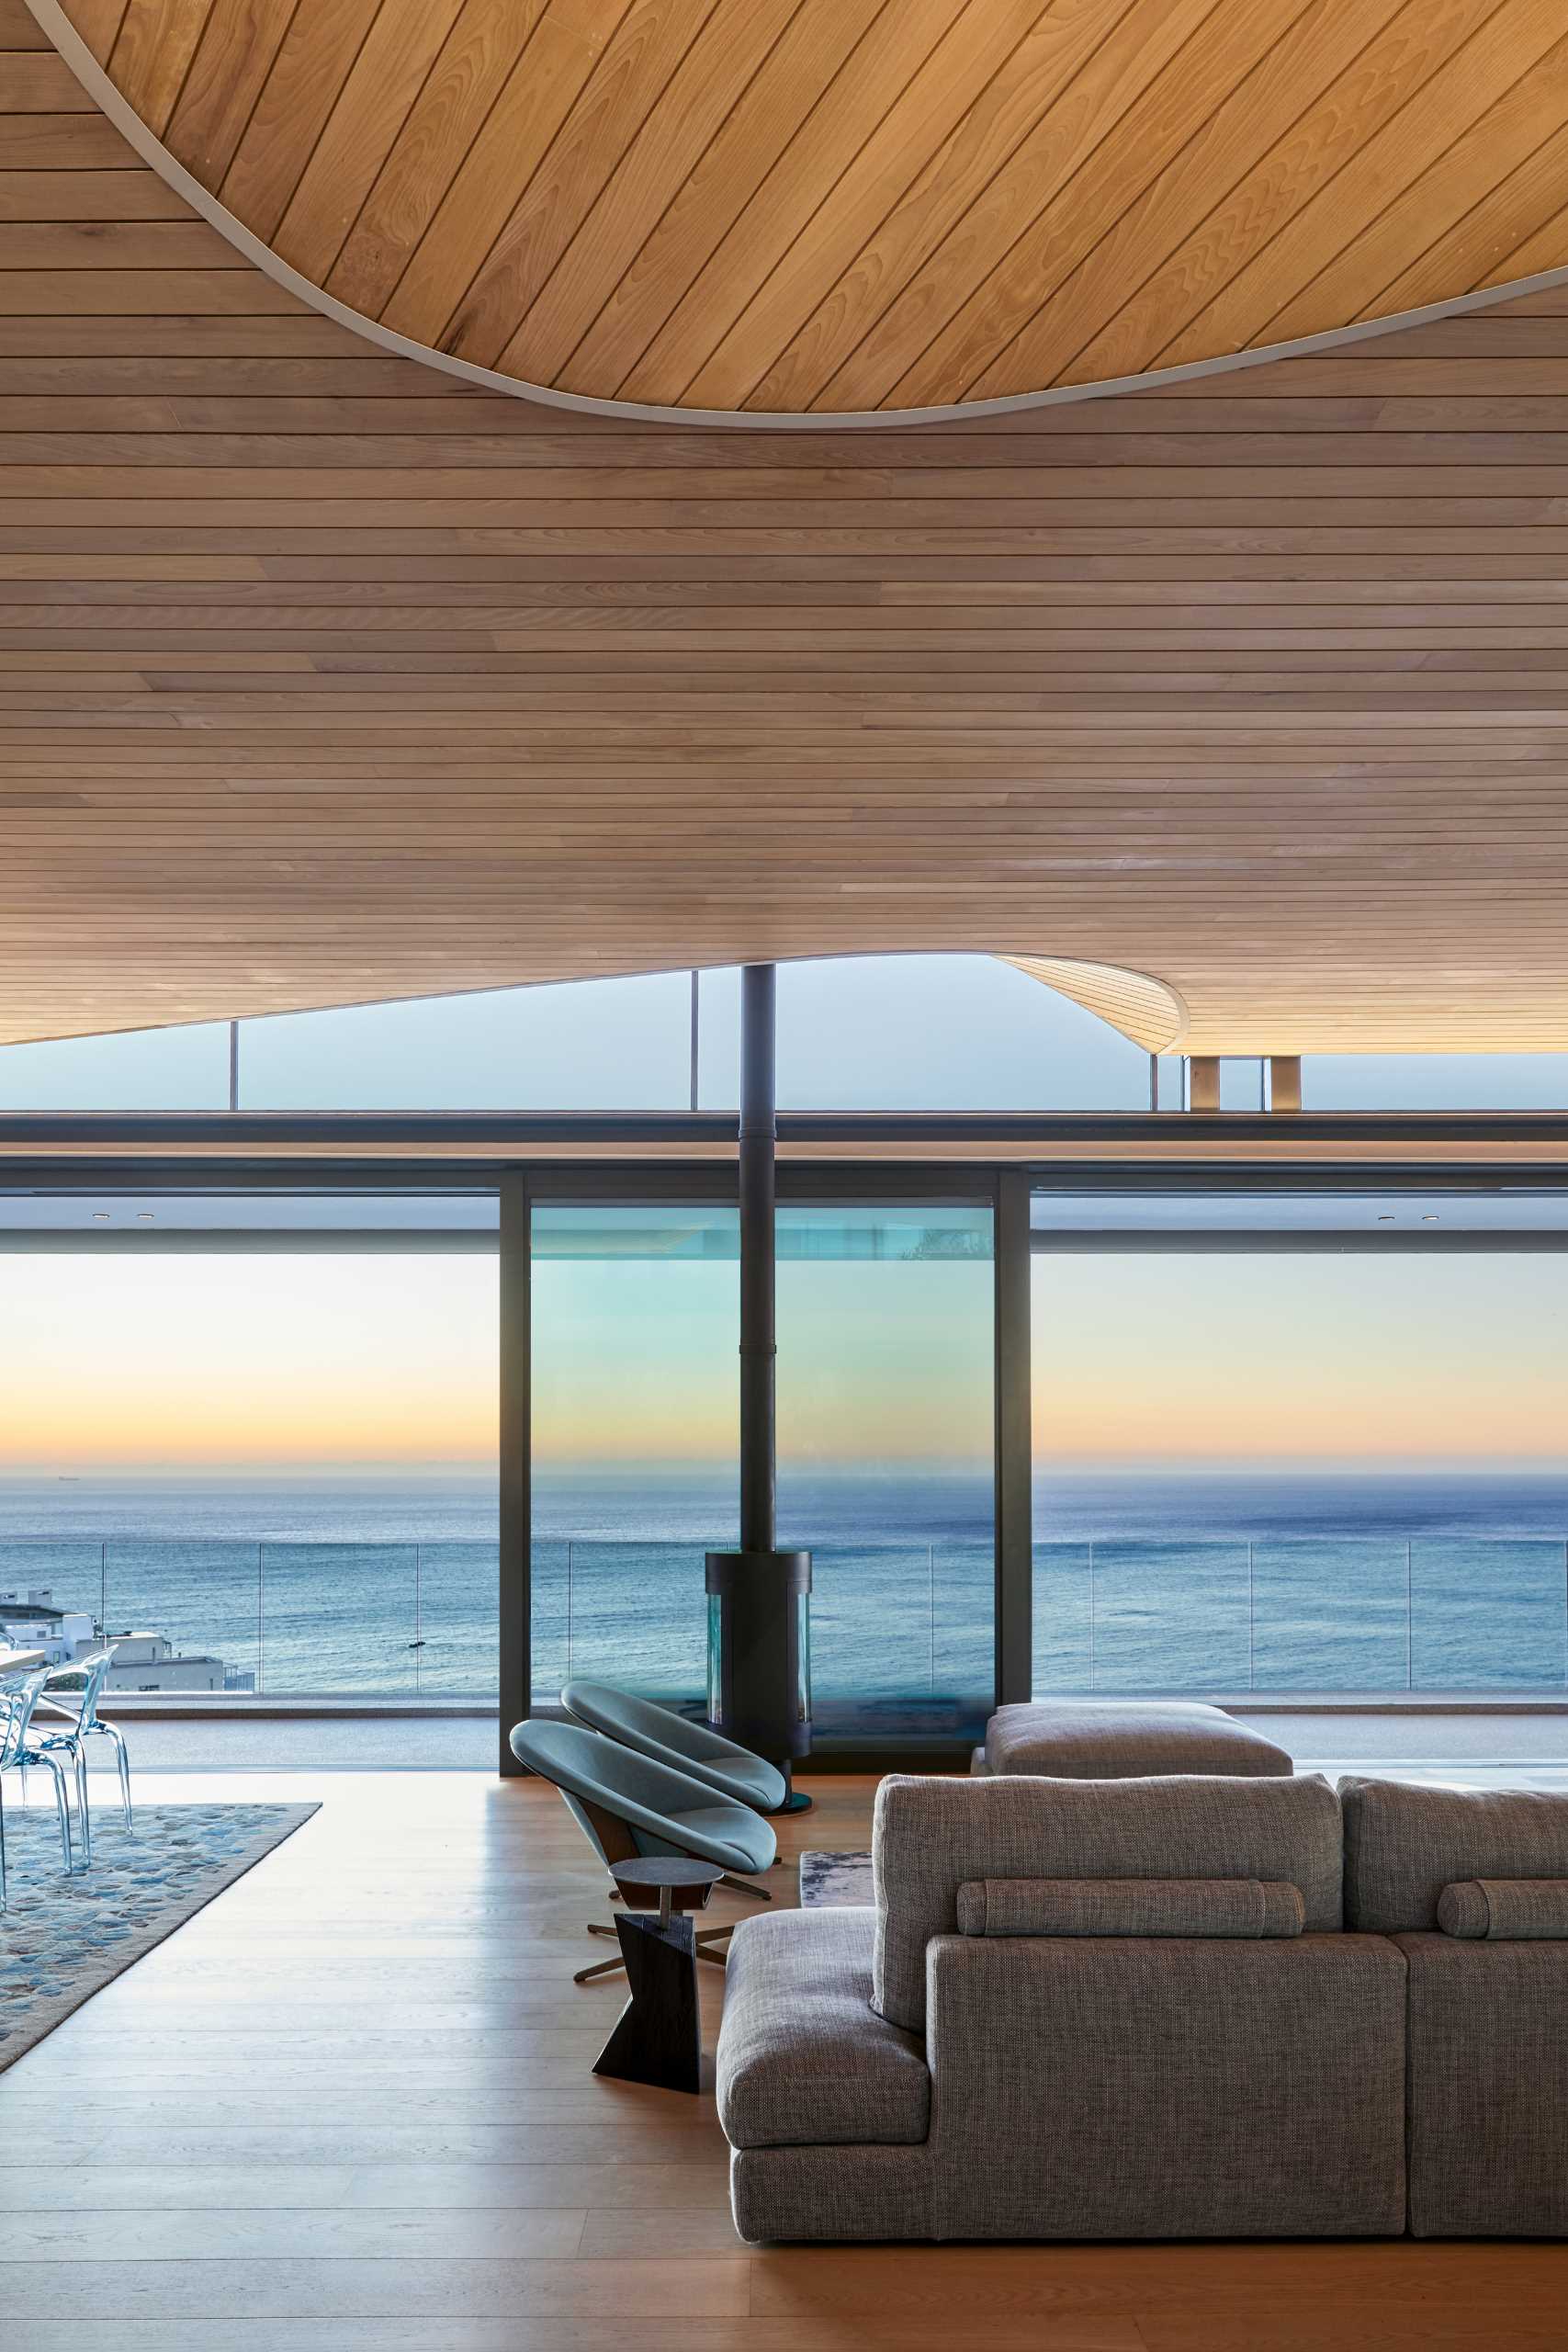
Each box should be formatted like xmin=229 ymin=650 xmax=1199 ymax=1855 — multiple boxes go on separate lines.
xmin=985 ymin=1700 xmax=1292 ymax=1779
xmin=1341 ymin=1777 xmax=1568 ymax=1931
xmin=955 ymin=1875 xmax=1304 ymax=1939
xmin=872 ymin=1771 xmax=1341 ymax=2030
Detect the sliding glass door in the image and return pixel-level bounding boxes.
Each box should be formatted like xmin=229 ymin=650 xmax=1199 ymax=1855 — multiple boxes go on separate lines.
xmin=1031 ymin=1195 xmax=1568 ymax=1696
xmin=526 ymin=1190 xmax=997 ymax=1739
xmin=529 ymin=1204 xmax=738 ymax=1712
xmin=776 ymin=1203 xmax=994 ymax=1741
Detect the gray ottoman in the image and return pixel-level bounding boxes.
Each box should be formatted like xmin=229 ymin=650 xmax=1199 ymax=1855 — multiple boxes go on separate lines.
xmin=974 ymin=1701 xmax=1292 ymax=1781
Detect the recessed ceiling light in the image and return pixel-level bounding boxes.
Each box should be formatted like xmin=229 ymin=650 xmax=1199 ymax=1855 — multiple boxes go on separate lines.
xmin=91 ymin=1212 xmax=109 ymax=1222
xmin=1422 ymin=1215 xmax=1439 ymax=1223
xmin=136 ymin=1213 xmax=154 ymax=1223
xmin=1376 ymin=1215 xmax=1394 ymax=1223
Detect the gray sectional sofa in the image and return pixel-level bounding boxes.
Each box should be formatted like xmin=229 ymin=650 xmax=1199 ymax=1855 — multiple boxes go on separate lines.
xmin=716 ymin=1770 xmax=1568 ymax=2244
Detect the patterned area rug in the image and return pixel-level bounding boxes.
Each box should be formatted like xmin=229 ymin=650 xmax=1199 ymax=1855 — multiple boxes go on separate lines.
xmin=0 ymin=1802 xmax=319 ymax=2074
xmin=800 ymin=1849 xmax=874 ymax=1907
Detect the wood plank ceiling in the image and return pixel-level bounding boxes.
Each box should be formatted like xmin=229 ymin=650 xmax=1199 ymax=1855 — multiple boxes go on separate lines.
xmin=4 ymin=0 xmax=1568 ymax=1054
xmin=43 ymin=0 xmax=1568 ymax=416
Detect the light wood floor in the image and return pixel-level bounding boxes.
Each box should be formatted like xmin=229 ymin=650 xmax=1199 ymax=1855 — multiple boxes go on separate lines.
xmin=1 ymin=1768 xmax=1566 ymax=2351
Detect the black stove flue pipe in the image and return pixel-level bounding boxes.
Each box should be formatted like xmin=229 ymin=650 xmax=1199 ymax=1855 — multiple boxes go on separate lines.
xmin=705 ymin=963 xmax=813 ymax=1809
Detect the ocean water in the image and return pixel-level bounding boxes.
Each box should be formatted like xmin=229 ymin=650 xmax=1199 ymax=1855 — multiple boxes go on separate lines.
xmin=2 ymin=1467 xmax=1567 ymax=1730
xmin=1031 ymin=1469 xmax=1568 ymax=1706
xmin=0 ymin=1474 xmax=500 ymax=1702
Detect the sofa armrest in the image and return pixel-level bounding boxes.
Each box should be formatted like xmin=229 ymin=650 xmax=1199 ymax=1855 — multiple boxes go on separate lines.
xmin=1399 ymin=1932 xmax=1568 ymax=2234
xmin=922 ymin=1929 xmax=1405 ymax=2241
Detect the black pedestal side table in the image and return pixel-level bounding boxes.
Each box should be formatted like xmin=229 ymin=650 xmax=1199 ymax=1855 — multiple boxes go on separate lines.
xmin=593 ymin=1858 xmax=726 ymax=2095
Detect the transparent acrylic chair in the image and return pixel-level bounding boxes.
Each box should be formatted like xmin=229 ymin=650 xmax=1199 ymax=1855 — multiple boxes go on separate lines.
xmin=34 ymin=1648 xmax=130 ymax=1868
xmin=0 ymin=1663 xmax=76 ymax=1910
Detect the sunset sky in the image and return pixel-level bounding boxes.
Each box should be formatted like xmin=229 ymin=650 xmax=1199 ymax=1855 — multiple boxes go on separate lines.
xmin=0 ymin=1245 xmax=1562 ymax=1476
xmin=0 ymin=1246 xmax=996 ymax=1474
xmin=532 ymin=1253 xmax=995 ymax=1470
xmin=0 ymin=1256 xmax=498 ymax=1472
xmin=1032 ymin=1254 xmax=1568 ymax=1469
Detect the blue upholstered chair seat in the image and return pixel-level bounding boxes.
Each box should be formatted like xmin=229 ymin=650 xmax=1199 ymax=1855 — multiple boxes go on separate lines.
xmin=512 ymin=1719 xmax=777 ymax=1878
xmin=560 ymin=1679 xmax=787 ymax=1814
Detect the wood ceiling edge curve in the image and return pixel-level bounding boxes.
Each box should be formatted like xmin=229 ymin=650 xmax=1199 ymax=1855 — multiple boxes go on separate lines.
xmin=29 ymin=0 xmax=1568 ymax=431
xmin=1003 ymin=958 xmax=1189 ymax=1055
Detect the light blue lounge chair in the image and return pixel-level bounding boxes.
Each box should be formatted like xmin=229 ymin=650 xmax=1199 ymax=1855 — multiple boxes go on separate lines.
xmin=0 ymin=1664 xmax=78 ymax=1908
xmin=33 ymin=1648 xmax=132 ymax=1867
xmin=559 ymin=1679 xmax=788 ymax=1815
xmin=510 ymin=1718 xmax=778 ymax=1983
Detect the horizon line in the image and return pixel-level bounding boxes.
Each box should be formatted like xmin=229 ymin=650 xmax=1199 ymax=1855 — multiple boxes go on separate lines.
xmin=3 ymin=1457 xmax=1568 ymax=1479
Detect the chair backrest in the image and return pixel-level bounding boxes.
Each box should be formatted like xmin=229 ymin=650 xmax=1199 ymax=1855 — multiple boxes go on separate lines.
xmin=512 ymin=1718 xmax=721 ymax=1821
xmin=871 ymin=1770 xmax=1345 ymax=2032
xmin=0 ymin=1663 xmax=52 ymax=1770
xmin=42 ymin=1647 xmax=115 ymax=1729
xmin=560 ymin=1679 xmax=785 ymax=1804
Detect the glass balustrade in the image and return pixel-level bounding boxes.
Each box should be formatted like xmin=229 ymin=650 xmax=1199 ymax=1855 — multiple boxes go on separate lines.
xmin=791 ymin=1541 xmax=992 ymax=1739
xmin=0 ymin=1536 xmax=479 ymax=1699
xmin=1032 ymin=1536 xmax=1568 ymax=1694
xmin=6 ymin=1531 xmax=1568 ymax=1708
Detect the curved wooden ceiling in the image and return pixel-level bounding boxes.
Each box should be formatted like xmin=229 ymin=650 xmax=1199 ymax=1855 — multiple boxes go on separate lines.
xmin=41 ymin=0 xmax=1568 ymax=417
xmin=8 ymin=3 xmax=1568 ymax=1057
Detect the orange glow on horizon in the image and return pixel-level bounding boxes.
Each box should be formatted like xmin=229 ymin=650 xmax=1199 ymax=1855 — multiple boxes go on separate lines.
xmin=0 ymin=1256 xmax=497 ymax=1472
xmin=1 ymin=1246 xmax=1564 ymax=1478
xmin=1032 ymin=1252 xmax=1568 ymax=1467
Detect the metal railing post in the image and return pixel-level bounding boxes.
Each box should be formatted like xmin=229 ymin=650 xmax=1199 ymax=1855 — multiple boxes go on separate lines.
xmin=1088 ymin=1540 xmax=1095 ymax=1690
xmin=1405 ymin=1539 xmax=1414 ymax=1691
xmin=689 ymin=970 xmax=700 ymax=1112
xmin=1247 ymin=1540 xmax=1255 ymax=1691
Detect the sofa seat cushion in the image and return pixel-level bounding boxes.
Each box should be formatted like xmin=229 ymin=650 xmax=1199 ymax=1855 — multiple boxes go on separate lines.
xmin=717 ymin=1906 xmax=930 ymax=2151
xmin=985 ymin=1701 xmax=1292 ymax=1780
xmin=1342 ymin=1778 xmax=1568 ymax=1931
xmin=873 ymin=1771 xmax=1343 ymax=2031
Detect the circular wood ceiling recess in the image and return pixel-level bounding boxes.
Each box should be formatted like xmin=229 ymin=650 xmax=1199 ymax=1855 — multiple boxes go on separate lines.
xmin=43 ymin=0 xmax=1568 ymax=419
